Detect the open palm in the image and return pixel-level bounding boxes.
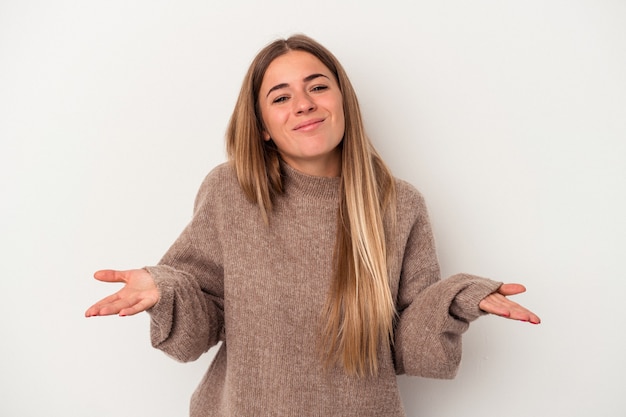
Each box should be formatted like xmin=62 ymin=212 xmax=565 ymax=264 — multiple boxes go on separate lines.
xmin=85 ymin=269 xmax=159 ymax=317
xmin=479 ymin=283 xmax=540 ymax=324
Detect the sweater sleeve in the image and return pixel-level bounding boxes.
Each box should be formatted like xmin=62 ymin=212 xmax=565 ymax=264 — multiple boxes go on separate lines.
xmin=392 ymin=189 xmax=502 ymax=378
xmin=145 ymin=172 xmax=225 ymax=363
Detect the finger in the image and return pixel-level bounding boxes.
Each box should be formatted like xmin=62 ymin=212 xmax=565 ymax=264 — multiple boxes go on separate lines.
xmin=509 ymin=306 xmax=541 ymax=324
xmin=85 ymin=306 xmax=98 ymax=317
xmin=119 ymin=298 xmax=156 ymax=316
xmin=481 ymin=293 xmax=541 ymax=324
xmin=507 ymin=308 xmax=541 ymax=324
xmin=85 ymin=292 xmax=122 ymax=317
xmin=479 ymin=294 xmax=511 ymax=317
xmin=495 ymin=284 xmax=541 ymax=324
xmin=96 ymin=294 xmax=142 ymax=316
xmin=85 ymin=292 xmax=152 ymax=317
xmin=93 ymin=269 xmax=128 ymax=283
xmin=497 ymin=283 xmax=527 ymax=296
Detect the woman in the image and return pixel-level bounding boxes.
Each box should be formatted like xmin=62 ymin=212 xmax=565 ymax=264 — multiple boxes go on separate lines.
xmin=85 ymin=34 xmax=540 ymax=416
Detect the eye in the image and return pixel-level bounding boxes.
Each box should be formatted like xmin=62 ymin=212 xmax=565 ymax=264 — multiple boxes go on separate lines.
xmin=311 ymin=85 xmax=328 ymax=92
xmin=272 ymin=95 xmax=289 ymax=104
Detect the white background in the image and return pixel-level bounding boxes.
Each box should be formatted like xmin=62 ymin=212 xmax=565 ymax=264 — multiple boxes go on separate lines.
xmin=1 ymin=1 xmax=625 ymax=416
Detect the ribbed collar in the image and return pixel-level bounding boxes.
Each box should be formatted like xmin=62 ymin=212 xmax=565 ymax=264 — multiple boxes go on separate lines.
xmin=281 ymin=161 xmax=341 ymax=201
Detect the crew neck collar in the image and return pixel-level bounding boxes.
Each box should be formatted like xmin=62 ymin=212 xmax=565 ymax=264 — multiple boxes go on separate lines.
xmin=281 ymin=161 xmax=341 ymax=201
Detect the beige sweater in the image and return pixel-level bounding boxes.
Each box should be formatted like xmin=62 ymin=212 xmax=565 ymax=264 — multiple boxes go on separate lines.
xmin=146 ymin=162 xmax=501 ymax=417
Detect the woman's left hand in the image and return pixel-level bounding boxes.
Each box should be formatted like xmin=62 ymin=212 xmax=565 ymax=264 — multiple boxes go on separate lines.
xmin=479 ymin=283 xmax=541 ymax=324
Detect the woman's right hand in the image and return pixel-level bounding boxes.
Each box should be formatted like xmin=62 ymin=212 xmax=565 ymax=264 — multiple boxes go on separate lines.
xmin=85 ymin=269 xmax=160 ymax=317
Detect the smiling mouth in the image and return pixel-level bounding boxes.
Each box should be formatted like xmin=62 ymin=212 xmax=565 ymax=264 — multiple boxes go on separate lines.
xmin=293 ymin=118 xmax=324 ymax=131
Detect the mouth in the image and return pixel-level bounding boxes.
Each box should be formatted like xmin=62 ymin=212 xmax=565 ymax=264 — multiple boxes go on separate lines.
xmin=293 ymin=118 xmax=325 ymax=131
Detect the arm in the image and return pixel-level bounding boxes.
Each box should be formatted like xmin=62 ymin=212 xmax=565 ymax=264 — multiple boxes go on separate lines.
xmin=144 ymin=172 xmax=226 ymax=362
xmin=391 ymin=186 xmax=500 ymax=378
xmin=392 ymin=188 xmax=541 ymax=377
xmin=145 ymin=262 xmax=224 ymax=363
xmin=394 ymin=271 xmax=502 ymax=378
xmin=85 ymin=170 xmax=226 ymax=363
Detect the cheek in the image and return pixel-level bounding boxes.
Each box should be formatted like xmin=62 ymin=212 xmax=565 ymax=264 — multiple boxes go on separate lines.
xmin=262 ymin=118 xmax=279 ymax=141
xmin=332 ymin=94 xmax=345 ymax=125
xmin=335 ymin=104 xmax=346 ymax=136
xmin=259 ymin=108 xmax=274 ymax=141
xmin=264 ymin=109 xmax=293 ymax=140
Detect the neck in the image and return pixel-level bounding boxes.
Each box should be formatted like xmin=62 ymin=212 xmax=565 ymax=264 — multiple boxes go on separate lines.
xmin=280 ymin=153 xmax=341 ymax=178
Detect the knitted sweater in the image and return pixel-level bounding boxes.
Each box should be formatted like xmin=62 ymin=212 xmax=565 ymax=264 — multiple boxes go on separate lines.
xmin=146 ymin=161 xmax=502 ymax=417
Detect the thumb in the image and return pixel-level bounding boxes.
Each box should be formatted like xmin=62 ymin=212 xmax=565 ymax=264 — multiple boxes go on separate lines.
xmin=497 ymin=283 xmax=527 ymax=296
xmin=93 ymin=269 xmax=127 ymax=283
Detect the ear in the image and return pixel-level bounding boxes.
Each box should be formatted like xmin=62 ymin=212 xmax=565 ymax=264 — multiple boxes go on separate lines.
xmin=262 ymin=130 xmax=271 ymax=141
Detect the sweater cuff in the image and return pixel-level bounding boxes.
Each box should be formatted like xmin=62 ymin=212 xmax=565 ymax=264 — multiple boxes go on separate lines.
xmin=144 ymin=265 xmax=178 ymax=345
xmin=448 ymin=274 xmax=503 ymax=322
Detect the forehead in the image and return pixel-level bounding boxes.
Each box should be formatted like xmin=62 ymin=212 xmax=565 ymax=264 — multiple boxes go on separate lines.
xmin=261 ymin=50 xmax=333 ymax=86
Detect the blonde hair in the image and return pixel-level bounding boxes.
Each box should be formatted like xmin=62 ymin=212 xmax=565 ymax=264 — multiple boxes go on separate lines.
xmin=226 ymin=34 xmax=397 ymax=376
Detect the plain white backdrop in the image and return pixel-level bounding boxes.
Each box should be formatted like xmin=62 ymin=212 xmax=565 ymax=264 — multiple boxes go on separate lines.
xmin=1 ymin=1 xmax=624 ymax=416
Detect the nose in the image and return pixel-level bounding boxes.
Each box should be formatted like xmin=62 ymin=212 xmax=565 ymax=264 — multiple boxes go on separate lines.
xmin=295 ymin=94 xmax=316 ymax=114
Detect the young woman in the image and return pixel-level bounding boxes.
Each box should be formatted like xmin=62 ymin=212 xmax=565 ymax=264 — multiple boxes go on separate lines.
xmin=85 ymin=34 xmax=540 ymax=416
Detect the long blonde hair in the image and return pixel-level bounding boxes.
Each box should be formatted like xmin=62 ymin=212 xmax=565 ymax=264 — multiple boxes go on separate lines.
xmin=226 ymin=34 xmax=397 ymax=376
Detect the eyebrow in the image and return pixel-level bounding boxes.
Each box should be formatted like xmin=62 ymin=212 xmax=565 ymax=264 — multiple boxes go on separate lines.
xmin=265 ymin=73 xmax=330 ymax=98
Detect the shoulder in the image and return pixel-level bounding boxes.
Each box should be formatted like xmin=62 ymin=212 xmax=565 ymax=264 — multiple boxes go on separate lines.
xmin=393 ymin=177 xmax=428 ymax=215
xmin=201 ymin=162 xmax=237 ymax=187
xmin=196 ymin=162 xmax=239 ymax=195
xmin=194 ymin=162 xmax=246 ymax=209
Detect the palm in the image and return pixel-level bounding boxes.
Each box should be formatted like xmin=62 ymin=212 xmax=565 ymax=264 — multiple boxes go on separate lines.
xmin=85 ymin=269 xmax=159 ymax=317
xmin=479 ymin=283 xmax=541 ymax=324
